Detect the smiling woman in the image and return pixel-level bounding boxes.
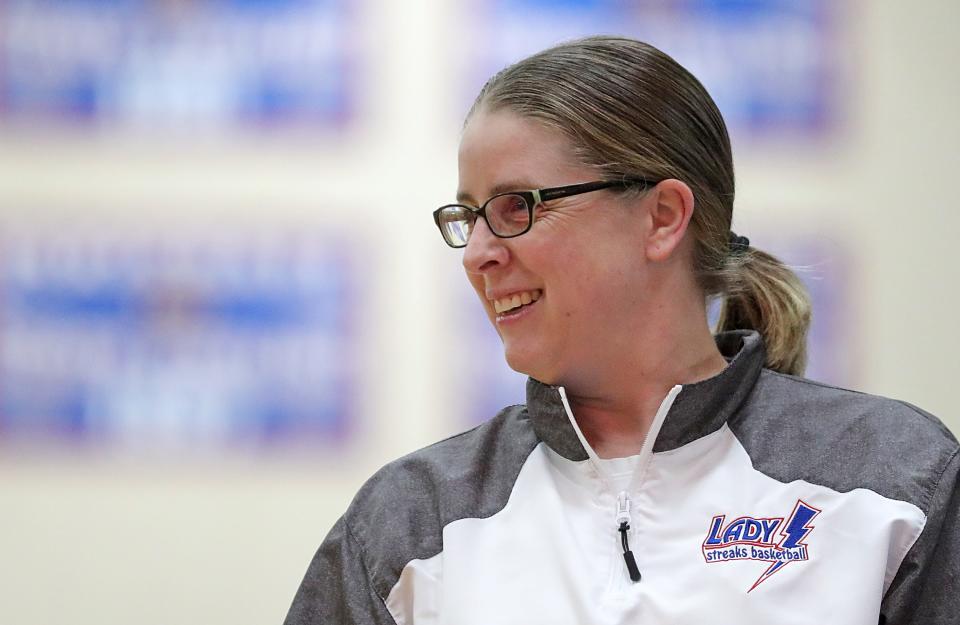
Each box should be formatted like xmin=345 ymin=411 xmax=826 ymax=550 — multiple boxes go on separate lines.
xmin=284 ymin=37 xmax=959 ymax=625
xmin=454 ymin=109 xmax=721 ymax=406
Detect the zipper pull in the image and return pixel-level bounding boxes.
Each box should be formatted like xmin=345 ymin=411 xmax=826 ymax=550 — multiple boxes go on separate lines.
xmin=616 ymin=491 xmax=641 ymax=582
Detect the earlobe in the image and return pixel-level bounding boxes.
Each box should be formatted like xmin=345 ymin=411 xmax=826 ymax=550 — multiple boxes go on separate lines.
xmin=645 ymin=179 xmax=695 ymax=262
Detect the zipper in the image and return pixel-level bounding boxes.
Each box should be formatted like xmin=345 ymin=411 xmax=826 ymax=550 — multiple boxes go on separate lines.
xmin=616 ymin=491 xmax=642 ymax=582
xmin=557 ymin=385 xmax=683 ymax=587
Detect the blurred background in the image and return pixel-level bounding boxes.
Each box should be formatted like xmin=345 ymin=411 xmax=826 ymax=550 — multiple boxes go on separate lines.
xmin=0 ymin=0 xmax=957 ymax=623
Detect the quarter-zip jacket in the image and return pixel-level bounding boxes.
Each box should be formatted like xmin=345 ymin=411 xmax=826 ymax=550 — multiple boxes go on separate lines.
xmin=284 ymin=331 xmax=960 ymax=624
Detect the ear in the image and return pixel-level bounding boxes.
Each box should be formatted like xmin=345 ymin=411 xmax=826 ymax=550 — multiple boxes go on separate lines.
xmin=645 ymin=179 xmax=695 ymax=263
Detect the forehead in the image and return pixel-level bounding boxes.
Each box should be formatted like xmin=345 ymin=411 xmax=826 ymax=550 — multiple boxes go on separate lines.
xmin=457 ymin=109 xmax=582 ymax=203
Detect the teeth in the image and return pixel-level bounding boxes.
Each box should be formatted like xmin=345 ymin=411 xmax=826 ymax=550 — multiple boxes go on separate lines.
xmin=493 ymin=289 xmax=542 ymax=314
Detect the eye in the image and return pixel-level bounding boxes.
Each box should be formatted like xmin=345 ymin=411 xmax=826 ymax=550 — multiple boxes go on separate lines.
xmin=486 ymin=194 xmax=532 ymax=236
xmin=496 ymin=194 xmax=529 ymax=219
xmin=504 ymin=194 xmax=528 ymax=214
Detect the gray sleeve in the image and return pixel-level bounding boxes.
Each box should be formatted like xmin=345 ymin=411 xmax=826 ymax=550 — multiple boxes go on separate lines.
xmin=283 ymin=516 xmax=397 ymax=625
xmin=881 ymin=447 xmax=960 ymax=624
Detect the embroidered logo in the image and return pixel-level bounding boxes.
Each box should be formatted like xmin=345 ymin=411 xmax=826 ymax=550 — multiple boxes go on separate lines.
xmin=701 ymin=499 xmax=821 ymax=592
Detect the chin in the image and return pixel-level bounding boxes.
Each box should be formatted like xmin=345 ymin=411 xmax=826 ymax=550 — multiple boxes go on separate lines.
xmin=502 ymin=344 xmax=559 ymax=385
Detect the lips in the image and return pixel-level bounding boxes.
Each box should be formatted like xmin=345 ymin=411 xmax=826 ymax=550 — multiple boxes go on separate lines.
xmin=492 ymin=289 xmax=542 ymax=314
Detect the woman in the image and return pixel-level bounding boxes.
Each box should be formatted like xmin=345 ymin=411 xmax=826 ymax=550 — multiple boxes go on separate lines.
xmin=285 ymin=37 xmax=958 ymax=624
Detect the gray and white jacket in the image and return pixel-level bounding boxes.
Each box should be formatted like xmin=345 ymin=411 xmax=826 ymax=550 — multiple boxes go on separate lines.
xmin=284 ymin=331 xmax=959 ymax=624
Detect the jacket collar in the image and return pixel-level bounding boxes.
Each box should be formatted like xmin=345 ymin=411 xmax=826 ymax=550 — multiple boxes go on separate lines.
xmin=525 ymin=330 xmax=766 ymax=461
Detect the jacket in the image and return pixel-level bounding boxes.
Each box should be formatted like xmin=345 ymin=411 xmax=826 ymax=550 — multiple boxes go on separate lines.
xmin=284 ymin=331 xmax=960 ymax=624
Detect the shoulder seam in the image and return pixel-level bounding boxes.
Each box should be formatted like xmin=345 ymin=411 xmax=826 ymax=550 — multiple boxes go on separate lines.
xmin=892 ymin=399 xmax=959 ymax=444
xmin=342 ymin=517 xmax=397 ymax=623
xmin=763 ymin=370 xmax=957 ymax=443
xmin=763 ymin=368 xmax=871 ymax=396
xmin=923 ymin=445 xmax=960 ymax=514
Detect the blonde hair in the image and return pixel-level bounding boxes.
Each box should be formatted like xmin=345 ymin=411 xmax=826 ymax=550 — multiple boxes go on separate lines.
xmin=471 ymin=36 xmax=811 ymax=375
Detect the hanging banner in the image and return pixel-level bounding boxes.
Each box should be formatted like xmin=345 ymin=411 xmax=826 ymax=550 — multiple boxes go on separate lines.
xmin=467 ymin=0 xmax=843 ymax=139
xmin=0 ymin=0 xmax=356 ymax=128
xmin=0 ymin=226 xmax=360 ymax=451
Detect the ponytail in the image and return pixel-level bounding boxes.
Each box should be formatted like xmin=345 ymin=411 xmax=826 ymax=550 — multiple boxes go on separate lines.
xmin=715 ymin=246 xmax=812 ymax=376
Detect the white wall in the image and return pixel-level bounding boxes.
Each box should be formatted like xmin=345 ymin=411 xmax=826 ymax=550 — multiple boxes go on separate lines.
xmin=0 ymin=1 xmax=957 ymax=624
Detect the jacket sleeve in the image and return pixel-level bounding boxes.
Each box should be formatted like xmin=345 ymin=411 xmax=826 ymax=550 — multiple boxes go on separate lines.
xmin=880 ymin=447 xmax=960 ymax=624
xmin=283 ymin=516 xmax=398 ymax=625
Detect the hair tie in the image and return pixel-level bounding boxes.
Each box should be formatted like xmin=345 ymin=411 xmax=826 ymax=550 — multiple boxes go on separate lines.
xmin=729 ymin=231 xmax=750 ymax=255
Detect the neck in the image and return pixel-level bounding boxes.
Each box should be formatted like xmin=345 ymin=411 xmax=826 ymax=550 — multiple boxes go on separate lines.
xmin=566 ymin=346 xmax=725 ymax=458
xmin=563 ymin=288 xmax=727 ymax=459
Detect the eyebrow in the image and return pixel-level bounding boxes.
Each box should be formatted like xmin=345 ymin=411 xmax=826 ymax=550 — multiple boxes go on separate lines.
xmin=456 ymin=179 xmax=540 ymax=205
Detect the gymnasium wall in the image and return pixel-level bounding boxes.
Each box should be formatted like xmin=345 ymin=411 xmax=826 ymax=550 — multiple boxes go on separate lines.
xmin=0 ymin=2 xmax=957 ymax=624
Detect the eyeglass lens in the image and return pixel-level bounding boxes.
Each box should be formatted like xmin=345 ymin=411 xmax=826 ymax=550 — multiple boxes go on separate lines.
xmin=485 ymin=194 xmax=530 ymax=236
xmin=439 ymin=206 xmax=474 ymax=246
xmin=438 ymin=194 xmax=531 ymax=246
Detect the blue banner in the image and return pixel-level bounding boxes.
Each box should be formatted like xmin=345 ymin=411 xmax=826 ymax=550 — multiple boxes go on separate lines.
xmin=0 ymin=227 xmax=360 ymax=450
xmin=469 ymin=0 xmax=841 ymax=138
xmin=0 ymin=0 xmax=355 ymax=127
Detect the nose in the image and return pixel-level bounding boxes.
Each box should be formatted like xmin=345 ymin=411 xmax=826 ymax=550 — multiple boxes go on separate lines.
xmin=462 ymin=215 xmax=509 ymax=274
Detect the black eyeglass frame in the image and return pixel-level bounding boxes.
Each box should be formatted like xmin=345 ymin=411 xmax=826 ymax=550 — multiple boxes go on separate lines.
xmin=433 ymin=177 xmax=659 ymax=249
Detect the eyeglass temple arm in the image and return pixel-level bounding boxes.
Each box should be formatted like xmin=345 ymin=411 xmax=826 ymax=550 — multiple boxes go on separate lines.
xmin=538 ymin=178 xmax=656 ymax=202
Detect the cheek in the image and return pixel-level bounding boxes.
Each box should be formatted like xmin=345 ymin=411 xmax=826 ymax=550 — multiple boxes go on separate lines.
xmin=553 ymin=252 xmax=645 ymax=318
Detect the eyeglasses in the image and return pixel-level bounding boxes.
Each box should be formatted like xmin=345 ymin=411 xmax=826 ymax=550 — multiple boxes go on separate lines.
xmin=433 ymin=178 xmax=657 ymax=248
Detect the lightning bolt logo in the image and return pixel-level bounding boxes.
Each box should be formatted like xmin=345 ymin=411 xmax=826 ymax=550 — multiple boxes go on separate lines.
xmin=747 ymin=499 xmax=821 ymax=592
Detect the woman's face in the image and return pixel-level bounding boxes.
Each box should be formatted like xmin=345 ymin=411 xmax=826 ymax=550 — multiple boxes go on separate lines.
xmin=458 ymin=109 xmax=658 ymax=386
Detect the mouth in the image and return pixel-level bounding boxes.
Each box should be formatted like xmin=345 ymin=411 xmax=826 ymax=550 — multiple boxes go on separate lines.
xmin=492 ymin=289 xmax=542 ymax=319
